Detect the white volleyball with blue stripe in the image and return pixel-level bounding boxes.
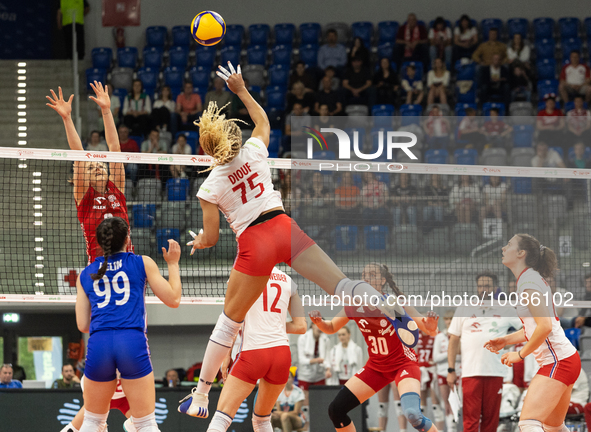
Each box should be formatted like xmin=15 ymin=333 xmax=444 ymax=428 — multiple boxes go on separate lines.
xmin=191 ymin=11 xmax=226 ymax=46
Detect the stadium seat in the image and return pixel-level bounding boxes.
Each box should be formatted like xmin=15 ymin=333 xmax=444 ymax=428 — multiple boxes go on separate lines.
xmin=585 ymin=18 xmax=591 ymax=42
xmin=533 ymin=18 xmax=555 ymax=40
xmin=146 ymin=26 xmax=168 ymax=48
xmin=117 ymin=47 xmax=138 ymax=69
xmin=550 ymin=146 xmax=564 ymax=159
xmin=268 ymin=129 xmax=282 ymax=155
xmin=559 ymin=17 xmax=580 ymax=39
xmin=481 ymin=148 xmax=508 ymax=166
xmin=132 ymin=204 xmax=156 ymax=228
xmin=351 ymin=21 xmax=373 ymax=48
xmin=534 ymin=38 xmax=555 ymax=60
xmin=247 ymin=45 xmax=267 ymax=65
xmin=299 ymin=23 xmax=322 ymax=45
xmin=239 ymin=64 xmax=264 ymax=88
xmin=364 ymin=225 xmax=388 ymax=250
xmin=161 ymin=202 xmax=187 ymax=231
xmin=347 ymin=106 xmax=370 ymax=128
xmin=143 ymin=47 xmax=163 ymax=69
xmin=190 ymin=66 xmax=210 ymax=88
xmin=335 ymin=226 xmax=358 ymax=251
xmin=267 ymin=64 xmax=289 ymax=87
xmin=169 ymin=46 xmax=189 ymax=69
xmin=377 ymin=42 xmax=394 ymax=60
xmin=454 ymin=102 xmax=478 ymax=117
xmin=344 ymin=127 xmax=366 ymax=149
xmin=425 ymin=149 xmax=449 ymax=164
xmin=400 ymin=104 xmax=422 ymax=126
xmin=274 ymin=23 xmax=295 ymax=47
xmin=377 ymin=21 xmax=399 ymax=44
xmin=85 ymin=68 xmax=107 ymax=92
xmin=132 ymin=228 xmax=153 ymax=255
xmin=536 ymin=58 xmax=557 ymax=80
xmin=299 ymin=44 xmax=319 ymax=67
xmin=249 ymin=24 xmax=271 ymax=46
xmin=513 ymin=125 xmax=534 ymax=148
xmin=507 ymin=18 xmax=529 ymax=38
xmin=510 ymin=101 xmax=533 ymax=116
xmin=195 ymin=45 xmax=216 ymax=69
xmin=482 ymin=102 xmax=506 ymax=117
xmin=401 ymin=61 xmax=423 ymax=81
xmin=455 ymin=61 xmax=476 ymax=81
xmin=372 ymin=105 xmax=394 ymax=127
xmin=176 ymin=131 xmax=199 ymax=154
xmin=272 ymin=45 xmax=291 ymax=66
xmin=392 ymin=226 xmax=419 ymax=256
xmin=163 ymin=67 xmax=184 ymax=94
xmin=137 ymin=67 xmax=158 ymax=98
xmin=171 ymin=25 xmax=191 ymax=47
xmin=451 ymin=224 xmax=480 ymax=255
xmin=224 ymin=24 xmax=245 ymax=48
xmin=110 ymin=67 xmax=133 ymax=92
xmin=512 ymin=177 xmax=533 ymax=194
xmin=324 ymin=22 xmax=350 ymax=45
xmin=156 ymin=229 xmax=180 ymax=254
xmin=561 ymin=38 xmax=582 ymax=57
xmin=456 ymin=83 xmax=477 ymax=104
xmin=454 ymin=149 xmax=478 ymax=165
xmin=137 ymin=178 xmax=162 ymax=201
xmin=480 ymin=18 xmax=504 ymax=41
xmin=537 ymin=79 xmax=559 ymax=99
xmin=91 ymin=47 xmax=112 ymax=70
xmin=112 ymin=88 xmax=127 ymax=109
xmin=424 ymin=228 xmax=450 ymax=256
xmin=266 ymin=88 xmax=286 ymax=109
xmin=568 ymin=145 xmax=591 ymax=162
xmin=166 ymin=178 xmax=190 ymax=201
xmin=511 ymin=147 xmax=535 ymax=166
xmin=220 ymin=46 xmax=241 ymax=66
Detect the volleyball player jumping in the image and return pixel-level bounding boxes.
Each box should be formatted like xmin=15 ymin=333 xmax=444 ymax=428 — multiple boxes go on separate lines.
xmin=182 ymin=62 xmax=414 ymax=418
xmin=484 ymin=234 xmax=581 ymax=432
xmin=75 ymin=217 xmax=182 ymax=432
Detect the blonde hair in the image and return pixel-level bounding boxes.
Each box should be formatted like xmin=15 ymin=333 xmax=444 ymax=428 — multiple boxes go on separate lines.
xmin=196 ymin=101 xmax=245 ymax=172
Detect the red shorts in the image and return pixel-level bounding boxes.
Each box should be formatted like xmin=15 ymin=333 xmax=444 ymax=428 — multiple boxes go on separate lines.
xmin=234 ymin=214 xmax=316 ymax=276
xmin=355 ymin=361 xmax=421 ymax=392
xmin=512 ymin=360 xmax=526 ymax=388
xmin=298 ymin=379 xmax=326 ymax=391
xmin=568 ymin=402 xmax=584 ymax=414
xmin=437 ymin=374 xmax=460 ymax=387
xmin=537 ymin=352 xmax=581 ymax=386
xmin=230 ymin=345 xmax=291 ymax=385
xmin=110 ymin=396 xmax=130 ymax=414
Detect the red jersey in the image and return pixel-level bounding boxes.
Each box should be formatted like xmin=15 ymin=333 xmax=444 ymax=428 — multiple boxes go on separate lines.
xmin=76 ymin=181 xmax=132 ymax=264
xmin=415 ymin=333 xmax=435 ymax=367
xmin=345 ymin=305 xmax=417 ymax=372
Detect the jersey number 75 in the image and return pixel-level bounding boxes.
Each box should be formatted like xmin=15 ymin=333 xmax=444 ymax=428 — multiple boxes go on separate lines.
xmin=232 ymin=173 xmax=265 ymax=204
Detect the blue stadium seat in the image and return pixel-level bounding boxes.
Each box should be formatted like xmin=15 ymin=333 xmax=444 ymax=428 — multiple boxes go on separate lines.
xmin=171 ymin=26 xmax=191 ymax=47
xmin=377 ymin=42 xmax=394 ymax=60
xmin=224 ymin=25 xmax=245 ymax=48
xmin=454 ymin=149 xmax=478 ymax=165
xmin=143 ymin=47 xmax=163 ymax=69
xmin=274 ymin=23 xmax=295 ymax=46
xmin=112 ymin=88 xmax=127 ymax=109
xmin=455 ymin=103 xmax=478 ymax=117
xmin=266 ymin=88 xmax=286 ymax=109
xmin=456 ymin=84 xmax=477 ymax=104
xmin=364 ymin=225 xmax=388 ymax=250
xmin=562 ymin=38 xmax=582 ymax=57
xmin=455 ymin=61 xmax=476 ymax=81
xmin=117 ymin=47 xmax=138 ymax=69
xmin=91 ymin=47 xmax=112 ymax=70
xmin=194 ymin=86 xmax=207 ymax=103
xmin=132 ymin=204 xmax=156 ymax=228
xmin=157 ymin=229 xmax=180 ymax=254
xmin=313 ymin=151 xmax=336 ymax=160
xmin=585 ymin=18 xmax=591 ymax=41
xmin=425 ymin=149 xmax=449 ymax=164
xmin=507 ymin=18 xmax=529 ymax=38
xmin=482 ymin=102 xmax=506 ymax=117
xmin=513 ymin=125 xmax=534 ymax=148
xmin=512 ymin=178 xmax=532 ymax=194
xmin=536 ymin=58 xmax=557 ymax=80
xmin=481 ymin=18 xmax=503 ymax=41
xmin=195 ymin=45 xmax=216 ymax=69
xmin=371 ymin=104 xmax=395 ymax=116
xmin=533 ymin=18 xmax=555 ymax=40
xmin=268 ymin=64 xmax=290 ymax=86
xmin=351 ymin=21 xmax=373 ymax=48
xmin=169 ymin=46 xmax=189 ymax=69
xmin=85 ymin=68 xmax=107 ymax=92
xmin=272 ymin=45 xmax=291 ymax=66
xmin=400 ymin=104 xmax=422 ymax=126
xmin=175 ymin=131 xmax=199 ymax=154
xmin=137 ymin=67 xmax=158 ymax=98
xmin=299 ymin=44 xmax=319 ymax=67
xmin=534 ymin=38 xmax=555 ymax=59
xmin=335 ymin=226 xmax=358 ymax=251
xmin=377 ymin=21 xmax=399 ymax=44
xmin=247 ymin=45 xmax=267 ymax=65
xmin=190 ymin=66 xmax=210 ymax=88
xmin=164 ymin=67 xmax=184 ymax=94
xmin=249 ymin=24 xmax=271 ymax=46
xmin=166 ymin=178 xmax=190 ymax=201
xmin=220 ymin=46 xmax=241 ymax=66
xmin=559 ymin=17 xmax=580 ymax=39
xmin=146 ymin=26 xmax=167 ymax=48
xmin=537 ymin=79 xmax=559 ymax=99
xmin=401 ymin=62 xmax=423 ymax=81
xmin=269 ymin=129 xmax=282 ymax=155
xmin=299 ymin=23 xmax=321 ymax=45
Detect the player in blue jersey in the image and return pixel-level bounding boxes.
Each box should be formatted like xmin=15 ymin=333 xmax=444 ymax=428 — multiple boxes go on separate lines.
xmin=75 ymin=216 xmax=182 ymax=432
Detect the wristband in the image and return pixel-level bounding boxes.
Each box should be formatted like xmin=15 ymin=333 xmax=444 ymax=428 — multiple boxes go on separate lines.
xmin=517 ymin=350 xmax=524 ymax=360
xmin=447 ymin=368 xmax=455 ymax=373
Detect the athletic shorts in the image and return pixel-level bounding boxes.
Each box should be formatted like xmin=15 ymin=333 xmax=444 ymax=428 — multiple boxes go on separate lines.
xmin=355 ymin=361 xmax=421 ymax=392
xmin=438 ymin=374 xmax=460 ymax=387
xmin=85 ymin=329 xmax=153 ymax=382
xmin=298 ymin=379 xmax=326 ymax=391
xmin=234 ymin=214 xmax=316 ymax=276
xmin=110 ymin=396 xmax=130 ymax=414
xmin=230 ymin=345 xmax=291 ymax=385
xmin=537 ymin=352 xmax=581 ymax=386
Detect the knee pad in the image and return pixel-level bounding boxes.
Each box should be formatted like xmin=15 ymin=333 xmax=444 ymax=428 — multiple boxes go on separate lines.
xmin=542 ymin=424 xmax=568 ymax=432
xmin=80 ymin=410 xmax=108 ymax=432
xmin=328 ymin=386 xmax=361 ymax=429
xmin=400 ymin=392 xmax=433 ymax=432
xmin=378 ymin=401 xmax=389 ymax=418
xmin=519 ymin=420 xmax=543 ymax=432
xmin=252 ymin=414 xmax=272 ymax=432
xmin=210 ymin=313 xmax=242 ymax=348
xmin=431 ymin=404 xmax=444 ymax=423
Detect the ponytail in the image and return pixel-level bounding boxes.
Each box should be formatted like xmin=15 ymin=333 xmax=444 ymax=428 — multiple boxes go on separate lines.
xmin=90 ymin=217 xmax=129 ymax=281
xmin=516 ymin=233 xmax=559 ymax=280
xmin=370 ymin=262 xmax=404 ymax=297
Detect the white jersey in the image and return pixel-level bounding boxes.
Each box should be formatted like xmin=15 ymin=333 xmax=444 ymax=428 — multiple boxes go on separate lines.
xmin=516 ymin=268 xmax=577 ymax=366
xmin=196 ymin=137 xmax=284 ymax=237
xmin=240 ymin=268 xmax=297 ymax=352
xmin=432 ymin=329 xmax=461 ymax=377
xmin=327 ymin=341 xmax=363 ymax=381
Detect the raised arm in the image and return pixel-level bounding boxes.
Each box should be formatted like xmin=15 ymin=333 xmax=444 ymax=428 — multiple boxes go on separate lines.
xmin=143 ymin=240 xmax=182 ymax=308
xmin=188 ymin=198 xmax=220 ymax=255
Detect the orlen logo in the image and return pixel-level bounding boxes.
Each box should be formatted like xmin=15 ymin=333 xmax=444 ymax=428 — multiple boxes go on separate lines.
xmin=292 ymin=160 xmax=311 ymax=167
xmin=574 ymin=170 xmax=590 ymax=176
xmin=305 ymin=127 xmax=417 ymax=160
xmin=191 ymin=157 xmax=210 ymax=163
xmin=85 ymin=153 xmax=106 ymax=159
xmin=126 ymin=154 xmax=141 ymax=161
xmin=483 ymin=168 xmax=501 ymax=173
xmin=18 ymin=150 xmax=34 ymax=156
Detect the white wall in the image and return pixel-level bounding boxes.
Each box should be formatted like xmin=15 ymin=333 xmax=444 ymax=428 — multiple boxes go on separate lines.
xmin=85 ymin=0 xmax=590 ymax=51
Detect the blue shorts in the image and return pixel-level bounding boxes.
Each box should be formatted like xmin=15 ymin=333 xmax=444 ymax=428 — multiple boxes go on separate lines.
xmin=85 ymin=329 xmax=153 ymax=382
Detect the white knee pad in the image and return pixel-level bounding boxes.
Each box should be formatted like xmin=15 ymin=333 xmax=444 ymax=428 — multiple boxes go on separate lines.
xmin=208 ymin=411 xmax=233 ymax=432
xmin=210 ymin=313 xmax=242 ymax=348
xmin=378 ymin=401 xmax=389 ymax=418
xmin=519 ymin=420 xmax=544 ymax=432
xmin=543 ymin=424 xmax=569 ymax=432
xmin=252 ymin=414 xmax=273 ymax=432
xmin=431 ymin=404 xmax=444 ymax=423
xmin=79 ymin=411 xmax=108 ymax=432
xmin=394 ymin=400 xmax=404 ymax=418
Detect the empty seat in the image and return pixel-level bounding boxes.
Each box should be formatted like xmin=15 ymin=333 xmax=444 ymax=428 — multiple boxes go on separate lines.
xmin=265 ymin=88 xmax=286 ymax=109
xmin=558 ymin=17 xmax=580 ymax=39
xmin=299 ymin=23 xmax=322 ymax=45
xmin=110 ymin=67 xmax=133 ymax=92
xmin=169 ymin=46 xmax=189 ymax=69
xmin=272 ymin=45 xmax=291 ymax=66
xmin=351 ymin=21 xmax=373 ymax=47
xmin=451 ymin=223 xmax=480 ymax=255
xmin=536 ymin=58 xmax=557 ymax=80
xmin=512 ymin=178 xmax=533 ymax=194
xmin=171 ymin=25 xmax=191 ymax=47
xmin=143 ymin=46 xmax=163 ymax=69
xmin=455 ymin=61 xmax=476 ymax=81
xmin=269 ymin=129 xmax=282 ymax=155
xmin=137 ymin=67 xmax=158 ymax=98
xmin=377 ymin=21 xmax=399 ymax=44
xmin=274 ymin=23 xmax=295 ymax=46
xmin=481 ymin=148 xmax=508 ymax=166
xmin=267 ymin=64 xmax=289 ymax=87
xmin=132 ymin=204 xmax=156 ymax=228
xmin=534 ymin=38 xmax=555 ymax=60
xmin=190 ymin=66 xmax=210 ymax=88
xmin=313 ymin=151 xmax=336 ymax=160
xmin=480 ymin=18 xmax=504 ymax=41
xmin=533 ymin=18 xmax=555 ymax=40
xmin=561 ymin=38 xmax=582 ymax=57
xmin=117 ymin=47 xmax=138 ymax=69
xmin=156 ymin=229 xmax=180 ymax=254
xmin=364 ymin=225 xmax=388 ymax=250
xmin=377 ymin=42 xmax=394 ymax=60
xmin=146 ymin=26 xmax=167 ymax=48
xmin=220 ymin=46 xmax=241 ymax=66
xmin=224 ymin=24 xmax=245 ymax=48
xmin=85 ymin=68 xmax=107 ymax=92
xmin=324 ymin=22 xmax=350 ymax=45
xmin=507 ymin=18 xmax=529 ymax=38
xmin=400 ymin=104 xmax=422 ymax=126
xmin=510 ymin=147 xmax=535 ymax=166
xmin=137 ymin=178 xmax=162 ymax=201
xmin=454 ymin=149 xmax=478 ymax=165
xmin=195 ymin=45 xmax=216 ymax=69
xmin=247 ymin=45 xmax=267 ymax=65
xmin=335 ymin=226 xmax=358 ymax=251
xmin=346 ymin=104 xmax=369 ymax=116
xmin=166 ymin=178 xmax=190 ymax=201
xmin=248 ymin=24 xmax=271 ymax=46
xmin=510 ymin=101 xmax=533 ymax=116
xmin=91 ymin=47 xmax=112 ymax=70
xmin=425 ymin=149 xmax=449 ymax=164
xmin=163 ymin=67 xmax=184 ymax=94
xmin=299 ymin=44 xmax=319 ymax=67
xmin=513 ymin=125 xmax=534 ymax=148
xmin=161 ymin=202 xmax=187 ymax=231
xmin=537 ymin=79 xmax=559 ymax=100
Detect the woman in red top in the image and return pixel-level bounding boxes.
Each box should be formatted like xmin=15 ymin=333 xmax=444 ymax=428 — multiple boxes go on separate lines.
xmin=47 ymin=82 xmax=131 ymax=264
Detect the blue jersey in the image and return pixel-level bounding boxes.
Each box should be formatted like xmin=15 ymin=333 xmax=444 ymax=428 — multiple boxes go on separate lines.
xmin=80 ymin=252 xmax=147 ymax=335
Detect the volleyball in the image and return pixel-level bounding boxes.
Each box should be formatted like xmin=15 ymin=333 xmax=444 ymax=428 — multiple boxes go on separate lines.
xmin=191 ymin=11 xmax=226 ymax=46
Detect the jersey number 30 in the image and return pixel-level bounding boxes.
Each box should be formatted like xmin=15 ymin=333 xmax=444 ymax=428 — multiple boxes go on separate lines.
xmin=232 ymin=173 xmax=265 ymax=204
xmin=93 ymin=271 xmax=131 ymax=308
xmin=367 ymin=336 xmax=389 ymax=355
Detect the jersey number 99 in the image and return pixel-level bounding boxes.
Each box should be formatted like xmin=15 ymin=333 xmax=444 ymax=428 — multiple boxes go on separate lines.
xmin=93 ymin=271 xmax=131 ymax=308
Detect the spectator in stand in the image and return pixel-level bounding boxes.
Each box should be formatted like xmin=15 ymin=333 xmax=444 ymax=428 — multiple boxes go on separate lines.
xmin=85 ymin=130 xmax=108 ymax=152
xmin=230 ymin=78 xmax=261 ymax=128
xmin=509 ymin=65 xmax=532 ymax=102
xmin=458 ymin=107 xmax=486 ymax=152
xmin=0 ymin=364 xmax=22 ymax=389
xmin=96 ymin=83 xmax=120 ymax=132
xmin=531 ymin=141 xmax=567 ymax=194
xmin=170 ymin=134 xmax=193 ymax=179
xmin=481 ymin=108 xmax=513 ymax=149
xmin=141 ymin=129 xmax=167 ymax=154
xmin=507 ymin=33 xmax=531 ymax=71
xmin=568 ymin=141 xmax=591 ymax=169
xmin=325 ymin=325 xmax=363 ymax=386
xmin=449 ymin=175 xmax=481 ymax=224
xmin=151 ymin=86 xmax=176 ymax=134
xmin=394 ymin=13 xmax=429 ymax=70
xmin=568 ymin=370 xmax=589 ymax=416
xmin=317 ymin=29 xmax=347 ymax=73
xmin=118 ymin=124 xmax=140 ymax=184
xmin=314 ymin=76 xmax=343 ymax=115
xmin=566 ymin=95 xmax=591 ymax=146
xmin=204 ymin=77 xmax=232 ymax=116
xmin=52 ymin=364 xmax=81 ymax=389
xmin=373 ymin=57 xmax=400 ymax=105
xmin=302 ymin=172 xmax=330 ymax=224
xmin=559 ymin=50 xmax=591 ymax=104
xmin=480 ymin=54 xmax=510 ymax=105
xmin=573 ymin=274 xmax=591 ymax=320
xmin=318 ymin=66 xmax=340 ymax=91
xmin=536 ymin=94 xmax=565 ymax=147
xmin=480 ymin=176 xmax=507 ymax=226
xmin=427 ymin=58 xmax=450 ymax=105
xmin=347 ymin=37 xmax=371 ymax=69
xmin=401 ymin=63 xmax=424 ymax=105
xmin=288 ymin=61 xmax=316 ymax=93
xmin=424 ymin=105 xmax=451 ymax=149
xmin=335 ymin=171 xmax=360 ymax=225
xmin=360 ymin=172 xmax=390 ymax=225
xmin=278 ymin=169 xmax=303 ymax=218
xmin=422 ymin=174 xmax=449 ymax=230
xmin=271 ymin=369 xmax=306 ymax=432
xmin=164 ymin=369 xmax=180 ymax=387
xmin=175 ymin=81 xmax=202 ymax=132
xmin=284 ymin=102 xmax=312 ymax=154
xmin=342 ymin=56 xmax=372 ymax=106
xmin=566 ymin=142 xmax=590 ymax=203
xmin=453 ymin=14 xmax=479 ymax=64
xmin=391 ymin=172 xmax=418 ymax=226
xmin=287 ymin=81 xmax=315 ymax=114
xmin=429 ymin=17 xmax=453 ymax=69
xmin=472 ymin=28 xmax=507 ymax=66
xmin=122 ymin=79 xmax=152 ymax=136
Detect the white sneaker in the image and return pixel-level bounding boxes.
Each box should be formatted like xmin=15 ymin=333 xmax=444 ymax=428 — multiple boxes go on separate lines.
xmin=178 ymin=387 xmax=209 ymax=418
xmin=123 ymin=418 xmax=137 ymax=432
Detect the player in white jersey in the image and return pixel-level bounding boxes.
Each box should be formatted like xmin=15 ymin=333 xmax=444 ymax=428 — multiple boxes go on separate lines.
xmin=184 ymin=63 xmax=413 ymax=419
xmin=179 ymin=267 xmax=306 ymax=432
xmin=485 ymin=234 xmax=581 ymax=432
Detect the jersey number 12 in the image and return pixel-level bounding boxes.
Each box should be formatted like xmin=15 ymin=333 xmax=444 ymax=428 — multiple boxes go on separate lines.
xmin=263 ymin=283 xmax=282 ymax=313
xmin=232 ymin=173 xmax=265 ymax=204
xmin=93 ymin=271 xmax=131 ymax=308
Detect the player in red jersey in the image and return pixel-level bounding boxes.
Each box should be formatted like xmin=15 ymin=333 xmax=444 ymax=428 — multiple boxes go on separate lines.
xmin=416 ymin=331 xmax=444 ymax=431
xmin=47 ymin=82 xmax=131 ymax=264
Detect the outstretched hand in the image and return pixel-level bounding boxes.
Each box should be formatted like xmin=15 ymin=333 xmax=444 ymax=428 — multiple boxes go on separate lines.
xmin=308 ymin=310 xmax=323 ymax=325
xmin=162 ymin=239 xmax=181 ymax=264
xmin=421 ymin=310 xmax=439 ymax=336
xmin=89 ymin=81 xmax=111 ymax=110
xmin=46 ymin=87 xmax=73 ymax=119
xmin=483 ymin=337 xmax=507 ymax=354
xmin=216 ymin=62 xmax=245 ymax=94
